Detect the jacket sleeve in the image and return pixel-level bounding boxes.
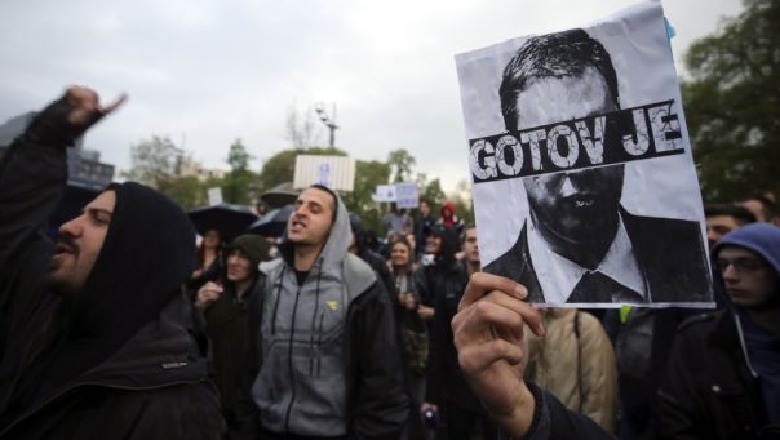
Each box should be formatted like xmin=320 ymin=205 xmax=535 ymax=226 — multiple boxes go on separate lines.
xmin=0 ymin=104 xmax=72 ymax=266
xmin=510 ymin=383 xmax=616 ymax=440
xmin=577 ymin=312 xmax=618 ymax=433
xmin=0 ymin=98 xmax=76 ymax=358
xmin=424 ymin=278 xmax=448 ymax=405
xmin=349 ymin=281 xmax=409 ymax=440
xmin=653 ymin=330 xmax=705 ymax=440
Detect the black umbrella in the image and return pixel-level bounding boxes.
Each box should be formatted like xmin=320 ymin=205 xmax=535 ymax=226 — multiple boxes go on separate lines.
xmin=248 ymin=204 xmax=294 ymax=237
xmin=188 ymin=204 xmax=257 ymax=243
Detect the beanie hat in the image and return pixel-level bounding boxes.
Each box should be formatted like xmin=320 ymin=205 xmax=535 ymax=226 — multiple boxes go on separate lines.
xmin=227 ymin=234 xmax=271 ymax=267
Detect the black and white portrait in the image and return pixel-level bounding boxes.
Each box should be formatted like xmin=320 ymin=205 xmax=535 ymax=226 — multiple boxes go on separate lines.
xmin=455 ymin=1 xmax=713 ymax=306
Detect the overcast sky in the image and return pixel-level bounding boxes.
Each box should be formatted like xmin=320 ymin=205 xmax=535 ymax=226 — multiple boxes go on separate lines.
xmin=0 ymin=0 xmax=742 ymax=192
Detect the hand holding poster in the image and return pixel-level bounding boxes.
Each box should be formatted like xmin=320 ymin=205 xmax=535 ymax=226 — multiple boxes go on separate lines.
xmin=456 ymin=0 xmax=713 ymax=306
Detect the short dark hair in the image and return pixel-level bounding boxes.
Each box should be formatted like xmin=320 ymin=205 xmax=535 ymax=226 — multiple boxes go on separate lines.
xmin=499 ymin=28 xmax=619 ymax=132
xmin=309 ymin=184 xmax=338 ymax=223
xmin=742 ymin=194 xmax=775 ymax=220
xmin=704 ymin=204 xmax=756 ymax=225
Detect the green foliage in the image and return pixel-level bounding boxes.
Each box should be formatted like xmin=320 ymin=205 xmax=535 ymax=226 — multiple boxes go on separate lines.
xmin=223 ymin=138 xmax=258 ymax=204
xmin=421 ymin=177 xmax=446 ymax=206
xmin=227 ymin=138 xmax=254 ymax=173
xmin=683 ymin=0 xmax=780 ymax=202
xmin=157 ymin=175 xmax=205 ymax=211
xmin=344 ymin=160 xmax=391 ymax=232
xmin=387 ymin=148 xmax=416 ymax=183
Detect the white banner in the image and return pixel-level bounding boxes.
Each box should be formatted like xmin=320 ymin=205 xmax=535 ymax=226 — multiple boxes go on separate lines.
xmin=293 ymin=155 xmax=356 ymax=192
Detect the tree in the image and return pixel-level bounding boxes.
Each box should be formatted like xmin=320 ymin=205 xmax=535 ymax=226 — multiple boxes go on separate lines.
xmin=122 ymin=135 xmax=183 ymax=188
xmin=157 ymin=175 xmax=206 ymax=211
xmin=285 ymin=103 xmax=322 ymax=148
xmin=387 ymin=148 xmax=416 ymax=183
xmin=222 ymin=138 xmax=258 ymax=205
xmin=683 ymin=0 xmax=780 ymax=202
xmin=227 ymin=138 xmax=253 ymax=173
xmin=257 ymin=146 xmax=347 ymax=192
xmin=420 ymin=177 xmax=446 ymax=207
xmin=344 ymin=160 xmax=391 ymax=232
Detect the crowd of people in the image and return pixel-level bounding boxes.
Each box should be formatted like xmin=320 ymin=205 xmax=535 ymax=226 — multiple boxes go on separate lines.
xmin=0 ymin=87 xmax=778 ymax=440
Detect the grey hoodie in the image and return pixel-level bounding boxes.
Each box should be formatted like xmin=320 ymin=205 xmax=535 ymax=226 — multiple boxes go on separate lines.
xmin=252 ymin=190 xmax=406 ymax=437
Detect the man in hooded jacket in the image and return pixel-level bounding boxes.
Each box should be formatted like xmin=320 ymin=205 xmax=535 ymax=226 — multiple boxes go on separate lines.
xmin=655 ymin=223 xmax=780 ymax=439
xmin=0 ymin=87 xmax=223 ymax=439
xmin=238 ymin=184 xmax=409 ymax=439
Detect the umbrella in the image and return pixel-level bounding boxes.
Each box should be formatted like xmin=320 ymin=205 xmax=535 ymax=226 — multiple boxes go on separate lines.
xmin=260 ymin=182 xmax=299 ymax=210
xmin=188 ymin=204 xmax=257 ymax=243
xmin=248 ymin=204 xmax=294 ymax=237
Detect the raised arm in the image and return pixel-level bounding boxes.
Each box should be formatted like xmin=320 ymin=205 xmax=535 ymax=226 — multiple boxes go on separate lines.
xmin=0 ymin=86 xmax=126 ymax=264
xmin=452 ymin=273 xmax=616 ymax=440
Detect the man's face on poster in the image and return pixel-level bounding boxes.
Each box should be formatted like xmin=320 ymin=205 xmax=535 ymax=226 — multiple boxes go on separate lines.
xmin=515 ymin=67 xmax=624 ymax=245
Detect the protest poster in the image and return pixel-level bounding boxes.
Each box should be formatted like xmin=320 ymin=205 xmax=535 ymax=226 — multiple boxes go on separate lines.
xmin=374 ymin=185 xmax=397 ymax=203
xmin=455 ymin=0 xmax=713 ymax=306
xmin=395 ymin=182 xmax=419 ymax=209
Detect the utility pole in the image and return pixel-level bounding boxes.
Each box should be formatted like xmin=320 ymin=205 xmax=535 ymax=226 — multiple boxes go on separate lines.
xmin=315 ymin=103 xmax=339 ymax=148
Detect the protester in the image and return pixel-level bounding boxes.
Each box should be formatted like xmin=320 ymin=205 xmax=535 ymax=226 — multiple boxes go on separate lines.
xmin=238 ymin=185 xmax=408 ymax=439
xmin=524 ymin=308 xmax=618 ymax=432
xmin=0 ymin=87 xmax=223 ymax=438
xmin=655 ymin=223 xmax=780 ymax=439
xmin=704 ymin=203 xmax=756 ymax=251
xmin=388 ymin=238 xmax=430 ymax=440
xmin=414 ymin=199 xmax=437 ymax=258
xmin=383 ymin=204 xmax=408 ymax=236
xmin=193 ymin=228 xmax=223 ymax=279
xmin=452 ymin=273 xmax=614 ymax=439
xmin=195 ymin=234 xmax=270 ymax=437
xmin=424 ymin=226 xmax=498 ymax=440
xmin=436 ymin=201 xmax=464 ymax=234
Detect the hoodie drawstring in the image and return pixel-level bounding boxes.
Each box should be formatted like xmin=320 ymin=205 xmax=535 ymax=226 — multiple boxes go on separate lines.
xmin=309 ymin=257 xmax=323 ymax=376
xmin=271 ymin=265 xmax=285 ymax=335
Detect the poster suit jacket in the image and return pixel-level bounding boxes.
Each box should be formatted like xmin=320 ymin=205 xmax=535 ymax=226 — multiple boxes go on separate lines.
xmin=484 ymin=209 xmax=711 ymax=303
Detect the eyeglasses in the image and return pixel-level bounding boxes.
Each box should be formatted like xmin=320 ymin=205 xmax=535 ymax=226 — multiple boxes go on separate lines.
xmin=717 ymin=257 xmax=767 ymax=273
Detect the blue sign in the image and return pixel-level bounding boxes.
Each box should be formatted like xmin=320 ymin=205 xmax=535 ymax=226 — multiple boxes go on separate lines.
xmin=317 ymin=163 xmax=330 ymax=187
xmin=395 ymin=182 xmax=419 ymax=209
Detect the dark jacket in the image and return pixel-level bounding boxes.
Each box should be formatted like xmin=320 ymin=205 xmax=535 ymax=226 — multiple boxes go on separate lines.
xmin=520 ymin=383 xmax=616 ymax=440
xmin=0 ymin=296 xmax=224 ymax=439
xmin=201 ymin=278 xmax=259 ymax=425
xmin=239 ymin=192 xmax=408 ymax=439
xmin=484 ymin=210 xmax=712 ymax=303
xmin=425 ymin=258 xmax=484 ymax=411
xmin=413 ymin=212 xmax=436 ymax=256
xmin=0 ymin=96 xmax=223 ymax=439
xmin=655 ymin=223 xmax=780 ymax=439
xmin=654 ymin=311 xmax=775 ymax=439
xmin=389 ymin=267 xmax=430 ymax=375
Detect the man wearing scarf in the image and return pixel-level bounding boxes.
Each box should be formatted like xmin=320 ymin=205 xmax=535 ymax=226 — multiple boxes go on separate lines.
xmin=0 ymin=87 xmax=223 ymax=439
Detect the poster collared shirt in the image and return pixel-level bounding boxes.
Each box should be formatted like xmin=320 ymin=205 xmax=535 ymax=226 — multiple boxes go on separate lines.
xmin=528 ymin=214 xmax=647 ymax=303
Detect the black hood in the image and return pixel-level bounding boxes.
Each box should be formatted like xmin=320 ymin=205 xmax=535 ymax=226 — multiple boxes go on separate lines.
xmin=40 ymin=182 xmax=196 ymax=396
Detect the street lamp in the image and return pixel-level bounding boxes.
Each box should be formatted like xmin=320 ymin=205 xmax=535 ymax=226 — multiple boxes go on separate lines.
xmin=315 ymin=103 xmax=340 ymax=148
